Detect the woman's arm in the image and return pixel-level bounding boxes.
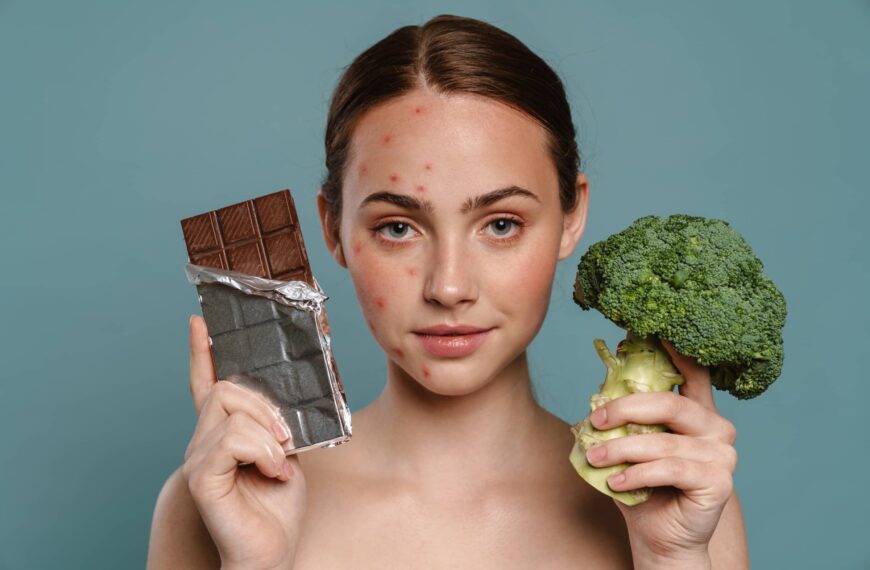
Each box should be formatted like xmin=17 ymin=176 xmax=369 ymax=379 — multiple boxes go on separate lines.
xmin=708 ymin=490 xmax=749 ymax=569
xmin=146 ymin=467 xmax=221 ymax=569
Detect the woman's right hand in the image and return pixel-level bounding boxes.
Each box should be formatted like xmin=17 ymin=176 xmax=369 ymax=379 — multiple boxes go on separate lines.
xmin=181 ymin=315 xmax=307 ymax=570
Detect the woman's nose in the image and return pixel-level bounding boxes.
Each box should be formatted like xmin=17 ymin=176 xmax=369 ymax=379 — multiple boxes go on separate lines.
xmin=422 ymin=236 xmax=478 ymax=308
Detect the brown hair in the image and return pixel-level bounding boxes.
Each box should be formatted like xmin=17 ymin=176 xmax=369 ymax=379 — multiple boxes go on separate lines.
xmin=321 ymin=14 xmax=581 ymax=240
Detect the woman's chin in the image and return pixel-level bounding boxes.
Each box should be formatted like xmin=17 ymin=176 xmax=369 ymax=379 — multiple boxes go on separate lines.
xmin=391 ymin=357 xmax=500 ymax=397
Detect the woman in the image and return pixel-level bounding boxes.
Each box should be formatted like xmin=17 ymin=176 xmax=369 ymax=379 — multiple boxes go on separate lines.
xmin=148 ymin=14 xmax=747 ymax=569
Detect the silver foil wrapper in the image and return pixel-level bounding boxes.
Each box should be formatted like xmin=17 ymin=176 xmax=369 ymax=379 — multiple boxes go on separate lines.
xmin=185 ymin=263 xmax=352 ymax=454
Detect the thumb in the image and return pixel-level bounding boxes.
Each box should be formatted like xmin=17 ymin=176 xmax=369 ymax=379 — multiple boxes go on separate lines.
xmin=661 ymin=339 xmax=716 ymax=412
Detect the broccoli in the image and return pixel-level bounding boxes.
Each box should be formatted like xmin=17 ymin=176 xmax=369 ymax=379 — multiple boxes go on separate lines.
xmin=568 ymin=214 xmax=786 ymax=505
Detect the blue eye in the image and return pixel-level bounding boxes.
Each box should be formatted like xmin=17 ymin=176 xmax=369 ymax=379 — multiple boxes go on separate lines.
xmin=489 ymin=218 xmax=517 ymax=236
xmin=378 ymin=222 xmax=414 ymax=240
xmin=388 ymin=222 xmax=408 ymax=238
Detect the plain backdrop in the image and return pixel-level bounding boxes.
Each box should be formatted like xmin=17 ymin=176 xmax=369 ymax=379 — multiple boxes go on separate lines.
xmin=1 ymin=1 xmax=867 ymax=568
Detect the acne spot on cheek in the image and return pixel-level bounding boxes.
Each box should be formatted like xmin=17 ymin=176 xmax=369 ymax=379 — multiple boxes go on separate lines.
xmin=374 ymin=297 xmax=386 ymax=310
xmin=393 ymin=347 xmax=405 ymax=359
xmin=382 ymin=134 xmax=393 ymax=144
xmin=424 ymin=163 xmax=432 ymax=171
xmin=415 ymin=185 xmax=425 ymax=192
xmin=352 ymin=241 xmax=362 ymax=255
xmin=388 ymin=173 xmax=400 ymax=184
xmin=407 ymin=267 xmax=417 ymax=277
xmin=422 ymin=366 xmax=431 ymax=379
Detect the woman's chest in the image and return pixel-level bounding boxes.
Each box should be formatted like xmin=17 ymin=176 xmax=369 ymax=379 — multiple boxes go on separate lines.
xmin=291 ymin=474 xmax=633 ymax=569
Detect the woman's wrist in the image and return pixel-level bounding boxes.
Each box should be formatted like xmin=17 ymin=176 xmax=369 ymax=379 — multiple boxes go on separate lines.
xmin=222 ymin=562 xmax=292 ymax=570
xmin=633 ymin=548 xmax=712 ymax=570
xmin=221 ymin=552 xmax=294 ymax=570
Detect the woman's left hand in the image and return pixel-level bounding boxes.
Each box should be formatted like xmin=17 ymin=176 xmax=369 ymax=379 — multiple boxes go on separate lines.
xmin=584 ymin=340 xmax=738 ymax=569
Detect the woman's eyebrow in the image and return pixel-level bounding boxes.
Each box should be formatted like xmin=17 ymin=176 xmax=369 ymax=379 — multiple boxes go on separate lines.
xmin=359 ymin=185 xmax=540 ymax=214
xmin=460 ymin=185 xmax=540 ymax=213
xmin=360 ymin=191 xmax=434 ymax=213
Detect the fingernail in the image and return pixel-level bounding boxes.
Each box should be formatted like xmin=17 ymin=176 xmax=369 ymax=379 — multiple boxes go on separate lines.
xmin=282 ymin=459 xmax=294 ymax=478
xmin=590 ymin=407 xmax=607 ymax=428
xmin=271 ymin=420 xmax=291 ymax=441
xmin=608 ymin=472 xmax=625 ymax=488
xmin=586 ymin=445 xmax=606 ymax=464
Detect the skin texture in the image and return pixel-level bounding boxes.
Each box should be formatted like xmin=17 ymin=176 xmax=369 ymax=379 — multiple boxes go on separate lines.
xmin=146 ymin=87 xmax=749 ymax=569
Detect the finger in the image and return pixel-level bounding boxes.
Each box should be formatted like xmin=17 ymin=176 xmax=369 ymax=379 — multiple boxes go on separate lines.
xmin=606 ymin=457 xmax=734 ymax=504
xmin=590 ymin=391 xmax=736 ymax=443
xmin=661 ymin=339 xmax=716 ymax=412
xmin=194 ymin=412 xmax=292 ymax=484
xmin=187 ymin=381 xmax=292 ymax=460
xmin=189 ymin=315 xmax=217 ymax=414
xmin=584 ymin=432 xmax=734 ymax=470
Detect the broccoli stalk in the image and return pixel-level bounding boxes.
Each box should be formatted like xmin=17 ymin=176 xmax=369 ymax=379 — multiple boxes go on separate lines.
xmin=569 ymin=214 xmax=787 ymax=505
xmin=569 ymin=333 xmax=683 ymax=505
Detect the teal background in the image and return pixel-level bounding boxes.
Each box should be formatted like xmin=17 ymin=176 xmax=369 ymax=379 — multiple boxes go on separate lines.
xmin=1 ymin=0 xmax=867 ymax=568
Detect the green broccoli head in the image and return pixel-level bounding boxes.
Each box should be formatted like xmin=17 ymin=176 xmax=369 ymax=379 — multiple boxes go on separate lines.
xmin=573 ymin=214 xmax=786 ymax=399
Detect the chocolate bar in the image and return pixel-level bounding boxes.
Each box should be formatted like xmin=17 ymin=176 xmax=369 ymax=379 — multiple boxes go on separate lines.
xmin=181 ymin=190 xmax=351 ymax=454
xmin=181 ymin=190 xmax=314 ymax=285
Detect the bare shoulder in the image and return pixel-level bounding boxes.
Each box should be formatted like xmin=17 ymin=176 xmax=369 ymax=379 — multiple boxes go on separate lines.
xmin=533 ymin=410 xmax=634 ymax=568
xmin=146 ymin=466 xmax=220 ymax=569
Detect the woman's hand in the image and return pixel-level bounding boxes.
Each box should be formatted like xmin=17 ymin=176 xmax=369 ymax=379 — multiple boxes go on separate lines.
xmin=181 ymin=315 xmax=308 ymax=570
xmin=583 ymin=340 xmax=738 ymax=569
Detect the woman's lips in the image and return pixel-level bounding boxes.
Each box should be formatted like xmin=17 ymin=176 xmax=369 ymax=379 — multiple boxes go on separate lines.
xmin=413 ymin=328 xmax=493 ymax=358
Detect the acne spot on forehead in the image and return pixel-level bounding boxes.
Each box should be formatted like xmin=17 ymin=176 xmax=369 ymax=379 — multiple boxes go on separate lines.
xmin=415 ymin=185 xmax=425 ymax=192
xmin=388 ymin=173 xmax=400 ymax=184
xmin=374 ymin=297 xmax=386 ymax=310
xmin=382 ymin=134 xmax=393 ymax=144
xmin=414 ymin=106 xmax=424 ymax=115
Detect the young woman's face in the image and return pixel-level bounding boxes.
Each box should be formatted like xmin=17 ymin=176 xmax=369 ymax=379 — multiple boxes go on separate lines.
xmin=326 ymin=88 xmax=586 ymax=396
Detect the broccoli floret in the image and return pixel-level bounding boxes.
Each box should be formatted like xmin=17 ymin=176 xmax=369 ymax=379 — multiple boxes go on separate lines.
xmin=568 ymin=214 xmax=786 ymax=505
xmin=573 ymin=214 xmax=786 ymax=399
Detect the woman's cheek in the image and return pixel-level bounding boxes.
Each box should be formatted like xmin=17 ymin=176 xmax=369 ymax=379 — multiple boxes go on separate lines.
xmin=346 ymin=239 xmax=405 ymax=327
xmin=487 ymin=237 xmax=557 ymax=325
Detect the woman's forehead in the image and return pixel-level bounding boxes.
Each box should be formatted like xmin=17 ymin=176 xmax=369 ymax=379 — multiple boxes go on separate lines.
xmin=344 ymin=89 xmax=557 ymax=210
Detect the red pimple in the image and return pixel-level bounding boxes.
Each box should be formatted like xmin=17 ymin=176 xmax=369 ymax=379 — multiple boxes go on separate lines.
xmin=382 ymin=134 xmax=393 ymax=144
xmin=422 ymin=366 xmax=431 ymax=378
xmin=359 ymin=163 xmax=368 ymax=177
xmin=407 ymin=267 xmax=417 ymax=277
xmin=414 ymin=106 xmax=424 ymax=114
xmin=415 ymin=185 xmax=425 ymax=192
xmin=394 ymin=347 xmax=405 ymax=359
xmin=388 ymin=173 xmax=400 ymax=184
xmin=424 ymin=163 xmax=432 ymax=171
xmin=374 ymin=297 xmax=386 ymax=310
xmin=352 ymin=241 xmax=362 ymax=255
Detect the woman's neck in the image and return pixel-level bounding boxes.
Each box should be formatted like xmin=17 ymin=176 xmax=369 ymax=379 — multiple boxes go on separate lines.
xmin=363 ymin=351 xmax=549 ymax=490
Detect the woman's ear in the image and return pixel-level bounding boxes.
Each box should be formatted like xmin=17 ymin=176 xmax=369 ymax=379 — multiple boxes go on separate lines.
xmin=557 ymin=172 xmax=589 ymax=261
xmin=316 ymin=188 xmax=347 ymax=268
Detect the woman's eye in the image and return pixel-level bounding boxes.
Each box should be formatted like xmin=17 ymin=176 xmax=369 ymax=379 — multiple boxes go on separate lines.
xmin=486 ymin=218 xmax=521 ymax=238
xmin=377 ymin=221 xmax=416 ymax=240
